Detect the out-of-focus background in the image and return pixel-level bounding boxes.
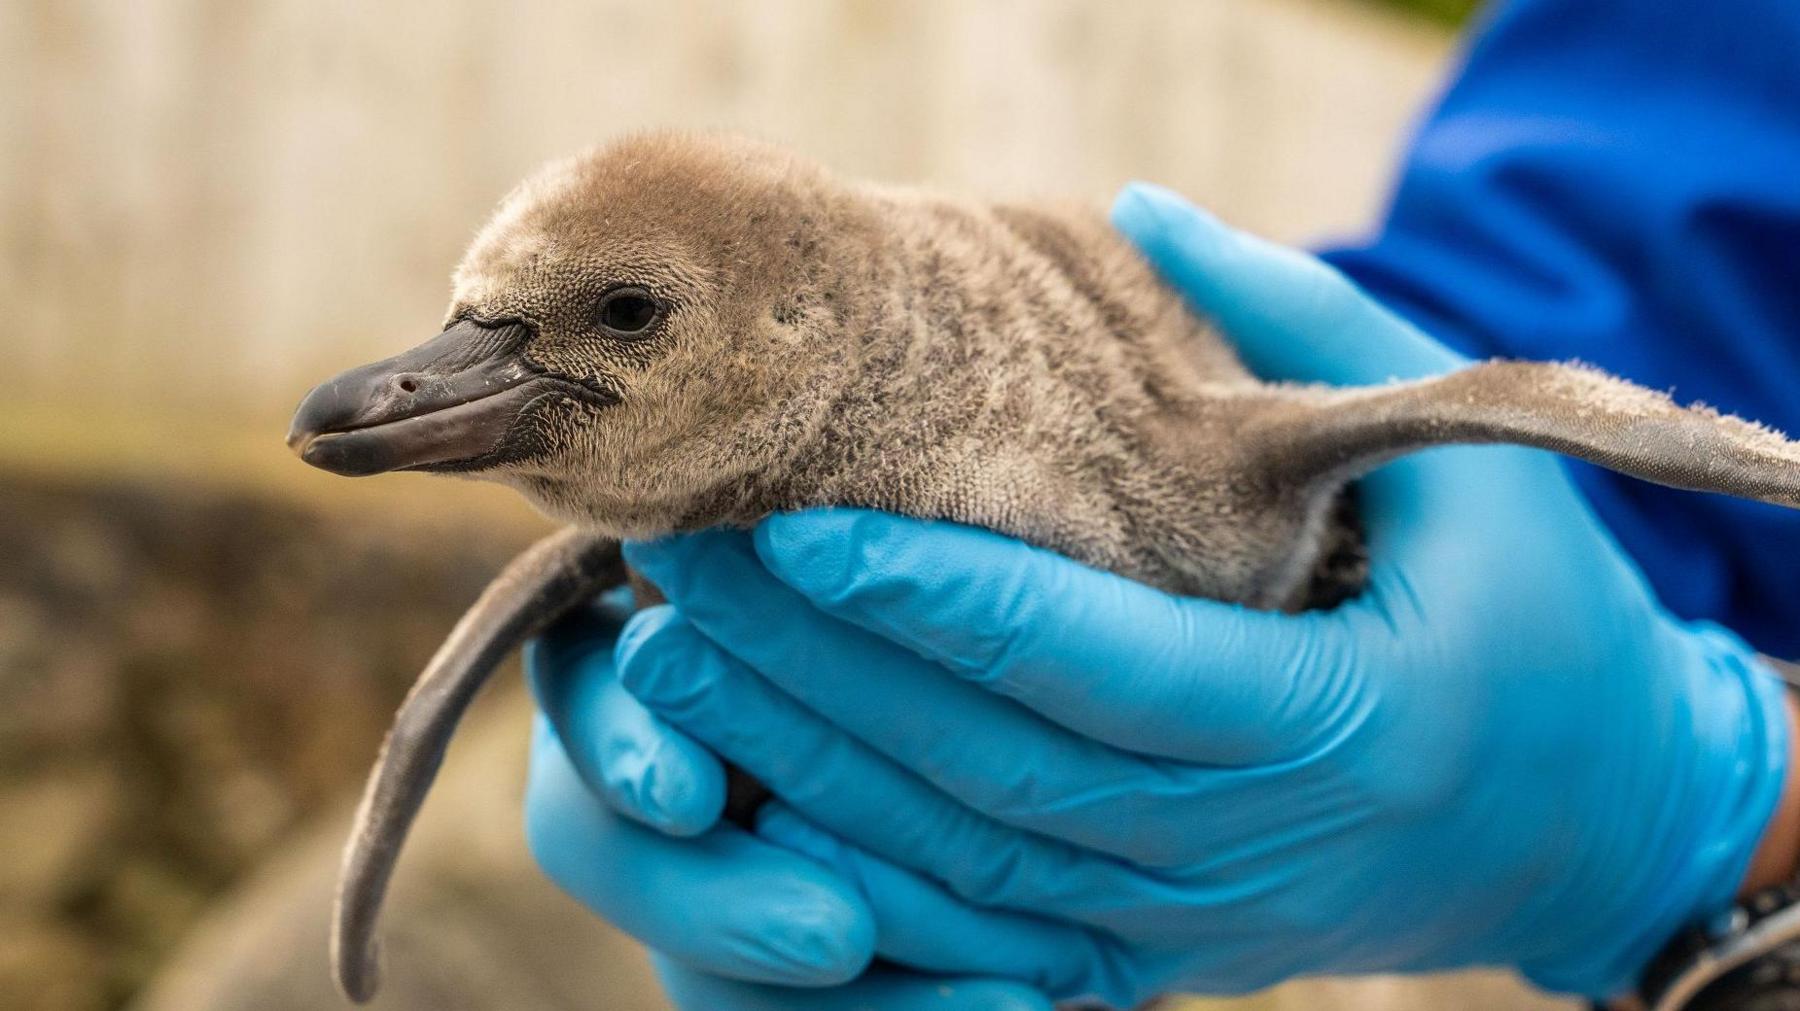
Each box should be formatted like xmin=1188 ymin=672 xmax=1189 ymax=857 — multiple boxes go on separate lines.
xmin=0 ymin=1 xmax=1571 ymax=1009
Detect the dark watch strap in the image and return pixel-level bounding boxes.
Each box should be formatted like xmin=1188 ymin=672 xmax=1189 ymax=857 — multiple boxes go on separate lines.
xmin=1636 ymin=882 xmax=1800 ymax=1009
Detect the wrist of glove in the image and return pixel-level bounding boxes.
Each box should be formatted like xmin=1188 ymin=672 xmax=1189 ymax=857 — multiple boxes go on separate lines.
xmin=1626 ymin=673 xmax=1800 ymax=1011
xmin=520 ymin=185 xmax=1794 ymax=1010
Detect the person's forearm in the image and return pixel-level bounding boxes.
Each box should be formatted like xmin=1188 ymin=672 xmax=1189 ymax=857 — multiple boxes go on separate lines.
xmin=1611 ymin=689 xmax=1800 ymax=1010
xmin=1740 ymin=690 xmax=1800 ymax=896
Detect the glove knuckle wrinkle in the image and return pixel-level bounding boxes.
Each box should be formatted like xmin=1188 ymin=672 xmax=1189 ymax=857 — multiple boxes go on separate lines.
xmin=955 ymin=839 xmax=1033 ymax=908
xmin=962 ymin=562 xmax=1053 ymax=681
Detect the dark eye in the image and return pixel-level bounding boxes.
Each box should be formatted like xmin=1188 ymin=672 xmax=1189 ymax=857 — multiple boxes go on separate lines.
xmin=595 ymin=287 xmax=662 ymax=337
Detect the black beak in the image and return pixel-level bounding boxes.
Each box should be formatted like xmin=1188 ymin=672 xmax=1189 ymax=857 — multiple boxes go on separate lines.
xmin=287 ymin=318 xmax=598 ymax=477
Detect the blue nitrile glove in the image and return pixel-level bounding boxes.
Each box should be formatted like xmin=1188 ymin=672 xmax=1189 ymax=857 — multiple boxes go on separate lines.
xmin=524 ymin=592 xmax=1060 ymax=1010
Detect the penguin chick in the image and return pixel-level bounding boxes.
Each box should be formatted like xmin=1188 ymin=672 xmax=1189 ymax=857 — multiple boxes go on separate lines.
xmin=287 ymin=131 xmax=1800 ymax=1003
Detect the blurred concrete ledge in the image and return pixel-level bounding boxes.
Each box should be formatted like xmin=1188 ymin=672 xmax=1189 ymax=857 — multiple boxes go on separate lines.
xmin=2 ymin=0 xmax=1454 ymax=419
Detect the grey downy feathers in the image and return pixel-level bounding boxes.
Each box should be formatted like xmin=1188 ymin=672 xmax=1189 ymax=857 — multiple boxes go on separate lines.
xmin=286 ymin=131 xmax=1800 ymax=1003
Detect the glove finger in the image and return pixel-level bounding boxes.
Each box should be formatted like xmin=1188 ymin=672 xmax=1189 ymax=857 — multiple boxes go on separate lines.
xmin=740 ymin=509 xmax=1353 ymax=767
xmin=526 ymin=601 xmax=725 ymax=837
xmin=615 ymin=606 xmax=1163 ymax=908
xmin=757 ymin=803 xmax=1139 ymax=1007
xmin=623 ymin=536 xmax=1220 ymax=862
xmin=1109 ymin=182 xmax=1465 ymax=385
xmin=525 ymin=716 xmax=875 ymax=986
xmin=653 ymin=955 xmax=1056 ymax=1011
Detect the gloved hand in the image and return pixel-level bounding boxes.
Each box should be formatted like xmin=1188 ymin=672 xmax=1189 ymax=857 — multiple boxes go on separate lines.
xmin=524 ymin=591 xmax=1061 ymax=1010
xmin=527 ymin=184 xmax=1793 ymax=1007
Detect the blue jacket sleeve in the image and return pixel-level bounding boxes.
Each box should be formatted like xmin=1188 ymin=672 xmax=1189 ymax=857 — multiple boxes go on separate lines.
xmin=1320 ymin=0 xmax=1800 ymax=657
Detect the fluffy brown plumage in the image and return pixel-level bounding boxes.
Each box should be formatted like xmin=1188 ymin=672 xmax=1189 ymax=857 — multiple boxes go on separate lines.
xmin=448 ymin=133 xmax=1329 ymax=605
xmin=288 ymin=131 xmax=1800 ymax=1002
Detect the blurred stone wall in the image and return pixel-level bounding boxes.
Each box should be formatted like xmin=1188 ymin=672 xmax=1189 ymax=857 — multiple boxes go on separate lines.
xmin=1 ymin=0 xmax=1453 ymax=421
xmin=0 ymin=472 xmax=541 ymax=1008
